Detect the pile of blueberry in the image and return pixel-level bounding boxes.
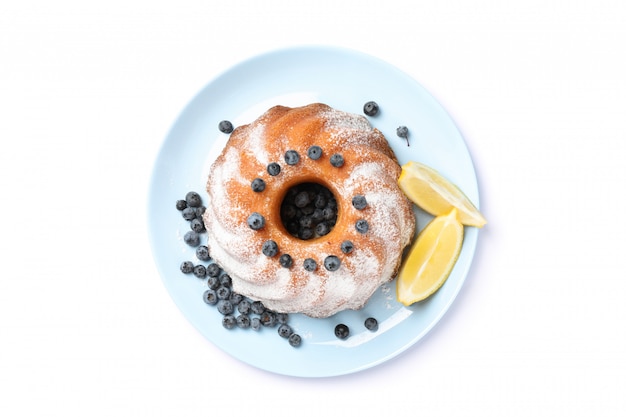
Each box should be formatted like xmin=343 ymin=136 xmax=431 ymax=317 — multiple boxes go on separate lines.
xmin=176 ymin=191 xmax=302 ymax=347
xmin=280 ymin=182 xmax=338 ymax=240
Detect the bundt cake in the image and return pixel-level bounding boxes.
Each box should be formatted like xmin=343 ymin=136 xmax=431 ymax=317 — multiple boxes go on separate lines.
xmin=202 ymin=103 xmax=415 ymax=318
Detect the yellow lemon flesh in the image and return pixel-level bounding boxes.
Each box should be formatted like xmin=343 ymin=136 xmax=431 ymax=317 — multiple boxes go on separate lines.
xmin=398 ymin=161 xmax=486 ymax=228
xmin=396 ymin=209 xmax=464 ymax=305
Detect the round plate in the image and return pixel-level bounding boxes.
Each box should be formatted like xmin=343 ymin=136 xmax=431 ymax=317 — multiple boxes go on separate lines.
xmin=148 ymin=46 xmax=480 ymax=377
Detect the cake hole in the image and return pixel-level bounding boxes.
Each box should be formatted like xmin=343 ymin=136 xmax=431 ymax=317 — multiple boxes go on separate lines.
xmin=280 ymin=182 xmax=338 ymax=240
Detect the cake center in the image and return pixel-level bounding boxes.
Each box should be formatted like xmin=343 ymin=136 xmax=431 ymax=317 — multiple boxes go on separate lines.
xmin=280 ymin=182 xmax=338 ymax=240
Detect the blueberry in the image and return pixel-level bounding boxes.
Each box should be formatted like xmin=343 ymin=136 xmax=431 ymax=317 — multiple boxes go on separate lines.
xmin=276 ymin=313 xmax=289 ymax=324
xmin=299 ymin=227 xmax=314 ymax=240
xmin=218 ymin=120 xmax=234 ymax=134
xmin=284 ymin=150 xmax=300 ymax=165
xmin=334 ymin=323 xmax=349 ymax=339
xmin=294 ymin=191 xmax=310 ymax=208
xmin=203 ymin=290 xmax=218 ymax=305
xmin=314 ymin=194 xmax=327 ymax=209
xmin=229 ymin=292 xmax=243 ymax=305
xmin=194 ymin=205 xmax=206 ymax=217
xmin=251 ymin=301 xmax=265 ymax=315
xmin=260 ymin=311 xmax=277 ymax=327
xmin=182 ymin=207 xmax=196 ymax=220
xmin=364 ymin=317 xmax=379 ymax=331
xmin=315 ymin=222 xmax=330 ymax=236
xmin=262 ymin=240 xmax=278 ymax=257
xmin=330 ymin=154 xmax=344 ymax=168
xmin=216 ymin=286 xmax=231 ymax=300
xmin=267 ymin=162 xmax=281 ymax=176
xmin=355 ymin=219 xmax=369 ymax=234
xmin=237 ymin=299 xmax=251 ymax=315
xmin=340 ymin=240 xmax=354 ymax=254
xmin=251 ymin=317 xmax=262 ymax=331
xmin=278 ymin=324 xmax=293 ymax=338
xmin=247 ymin=212 xmax=265 ymax=230
xmin=193 ymin=264 xmax=206 ymax=278
xmin=279 ymin=254 xmax=293 ymax=268
xmin=324 ymin=255 xmax=341 ymax=272
xmin=190 ymin=218 xmax=205 ymax=233
xmin=303 ymin=258 xmax=317 ymax=272
xmin=307 ymin=145 xmax=322 ymax=160
xmin=185 ymin=191 xmax=202 ymax=208
xmin=176 ymin=200 xmax=187 ymax=211
xmin=236 ymin=314 xmax=251 ymax=329
xmin=206 ymin=263 xmax=221 ymax=278
xmin=207 ymin=276 xmax=220 ymax=290
xmin=251 ymin=178 xmax=266 ymax=192
xmin=288 ymin=333 xmax=302 ymax=347
xmin=323 ymin=207 xmax=336 ymax=220
xmin=396 ymin=125 xmax=409 ymax=138
xmin=180 ymin=261 xmax=194 ymax=274
xmin=219 ymin=274 xmax=232 ymax=287
xmin=363 ymin=101 xmax=379 ymax=116
xmin=217 ymin=299 xmax=234 ymax=315
xmin=222 ymin=315 xmax=236 ymax=329
xmin=196 ymin=245 xmax=210 ymax=261
xmin=299 ymin=215 xmax=313 ymax=228
xmin=352 ymin=195 xmax=367 ymax=210
xmin=184 ymin=231 xmax=200 ymax=247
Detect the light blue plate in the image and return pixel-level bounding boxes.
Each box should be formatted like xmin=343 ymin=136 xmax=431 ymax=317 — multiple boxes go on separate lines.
xmin=148 ymin=46 xmax=480 ymax=377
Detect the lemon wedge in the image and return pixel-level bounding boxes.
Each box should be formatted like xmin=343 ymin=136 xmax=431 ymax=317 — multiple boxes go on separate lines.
xmin=398 ymin=161 xmax=486 ymax=228
xmin=396 ymin=209 xmax=464 ymax=305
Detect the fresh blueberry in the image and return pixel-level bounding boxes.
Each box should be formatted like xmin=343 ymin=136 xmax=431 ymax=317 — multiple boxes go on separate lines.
xmin=352 ymin=195 xmax=367 ymax=210
xmin=340 ymin=240 xmax=354 ymax=254
xmin=194 ymin=205 xmax=206 ymax=217
xmin=222 ymin=315 xmax=236 ymax=329
xmin=236 ymin=314 xmax=251 ymax=329
xmin=303 ymin=258 xmax=317 ymax=271
xmin=219 ymin=274 xmax=232 ymax=287
xmin=184 ymin=231 xmax=200 ymax=247
xmin=299 ymin=215 xmax=313 ymax=228
xmin=251 ymin=317 xmax=262 ymax=331
xmin=278 ymin=324 xmax=293 ymax=338
xmin=364 ymin=317 xmax=379 ymax=331
xmin=315 ymin=222 xmax=330 ymax=236
xmin=251 ymin=178 xmax=266 ymax=192
xmin=216 ymin=299 xmax=234 ymax=315
xmin=176 ymin=200 xmax=187 ymax=211
xmin=193 ymin=264 xmax=206 ymax=278
xmin=288 ymin=333 xmax=302 ymax=347
xmin=330 ymin=154 xmax=344 ymax=168
xmin=307 ymin=145 xmax=322 ymax=160
xmin=180 ymin=261 xmax=194 ymax=274
xmin=324 ymin=255 xmax=341 ymax=272
xmin=279 ymin=254 xmax=293 ymax=268
xmin=182 ymin=207 xmax=196 ymax=220
xmin=262 ymin=240 xmax=278 ymax=257
xmin=323 ymin=207 xmax=336 ymax=220
xmin=334 ymin=323 xmax=350 ymax=339
xmin=396 ymin=125 xmax=409 ymax=138
xmin=267 ymin=162 xmax=281 ymax=176
xmin=218 ymin=120 xmax=234 ymax=133
xmin=216 ymin=286 xmax=231 ymax=300
xmin=299 ymin=227 xmax=314 ymax=240
xmin=363 ymin=101 xmax=379 ymax=116
xmin=284 ymin=150 xmax=300 ymax=165
xmin=251 ymin=301 xmax=265 ymax=315
xmin=185 ymin=191 xmax=202 ymax=208
xmin=190 ymin=218 xmax=205 ymax=233
xmin=260 ymin=311 xmax=277 ymax=327
xmin=229 ymin=292 xmax=243 ymax=305
xmin=237 ymin=299 xmax=251 ymax=315
xmin=206 ymin=263 xmax=221 ymax=278
xmin=207 ymin=276 xmax=220 ymax=290
xmin=276 ymin=313 xmax=289 ymax=324
xmin=196 ymin=245 xmax=210 ymax=261
xmin=247 ymin=212 xmax=266 ymax=230
xmin=203 ymin=290 xmax=218 ymax=305
xmin=355 ymin=219 xmax=369 ymax=234
xmin=314 ymin=194 xmax=327 ymax=209
xmin=294 ymin=191 xmax=310 ymax=208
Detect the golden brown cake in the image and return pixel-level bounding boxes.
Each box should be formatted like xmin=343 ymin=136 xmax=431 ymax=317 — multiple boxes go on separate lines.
xmin=203 ymin=103 xmax=415 ymax=318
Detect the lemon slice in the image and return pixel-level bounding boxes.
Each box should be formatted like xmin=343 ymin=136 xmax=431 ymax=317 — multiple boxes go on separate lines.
xmin=396 ymin=209 xmax=464 ymax=305
xmin=398 ymin=161 xmax=486 ymax=228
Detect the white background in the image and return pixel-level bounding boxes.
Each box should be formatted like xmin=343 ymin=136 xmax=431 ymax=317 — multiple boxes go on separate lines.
xmin=1 ymin=1 xmax=625 ymax=415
